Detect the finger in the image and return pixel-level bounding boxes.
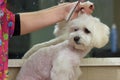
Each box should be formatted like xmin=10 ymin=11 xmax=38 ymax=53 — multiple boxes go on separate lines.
xmin=79 ymin=1 xmax=94 ymax=14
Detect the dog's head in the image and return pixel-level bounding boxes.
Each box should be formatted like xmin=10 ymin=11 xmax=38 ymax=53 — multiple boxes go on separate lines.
xmin=67 ymin=14 xmax=110 ymax=51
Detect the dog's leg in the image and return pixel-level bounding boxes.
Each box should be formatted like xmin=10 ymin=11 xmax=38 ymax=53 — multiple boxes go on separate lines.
xmin=51 ymin=62 xmax=81 ymax=80
xmin=51 ymin=54 xmax=82 ymax=80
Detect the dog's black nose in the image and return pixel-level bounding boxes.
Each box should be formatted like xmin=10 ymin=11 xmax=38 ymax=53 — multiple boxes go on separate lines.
xmin=74 ymin=36 xmax=80 ymax=42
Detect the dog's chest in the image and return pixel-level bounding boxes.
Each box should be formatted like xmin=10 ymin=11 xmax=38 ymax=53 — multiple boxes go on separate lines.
xmin=58 ymin=48 xmax=81 ymax=66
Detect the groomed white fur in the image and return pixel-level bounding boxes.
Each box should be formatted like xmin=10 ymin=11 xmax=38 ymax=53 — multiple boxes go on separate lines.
xmin=16 ymin=12 xmax=110 ymax=80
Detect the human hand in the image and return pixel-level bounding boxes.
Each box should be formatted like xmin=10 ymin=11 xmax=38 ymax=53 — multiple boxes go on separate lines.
xmin=60 ymin=1 xmax=94 ymax=20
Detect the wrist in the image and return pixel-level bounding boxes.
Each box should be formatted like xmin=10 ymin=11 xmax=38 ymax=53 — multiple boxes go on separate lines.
xmin=55 ymin=5 xmax=66 ymax=21
xmin=56 ymin=3 xmax=72 ymax=21
xmin=57 ymin=3 xmax=75 ymax=21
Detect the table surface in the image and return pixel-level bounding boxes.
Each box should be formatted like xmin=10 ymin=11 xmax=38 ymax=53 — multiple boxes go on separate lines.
xmin=8 ymin=58 xmax=120 ymax=67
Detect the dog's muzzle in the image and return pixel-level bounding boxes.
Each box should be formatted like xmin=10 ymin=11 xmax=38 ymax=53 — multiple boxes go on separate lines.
xmin=74 ymin=36 xmax=80 ymax=44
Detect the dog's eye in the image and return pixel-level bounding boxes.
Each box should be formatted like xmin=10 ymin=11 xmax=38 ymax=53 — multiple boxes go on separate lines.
xmin=74 ymin=28 xmax=79 ymax=31
xmin=84 ymin=28 xmax=90 ymax=34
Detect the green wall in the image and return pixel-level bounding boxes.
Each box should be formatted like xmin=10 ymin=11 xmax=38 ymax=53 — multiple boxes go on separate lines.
xmin=30 ymin=0 xmax=58 ymax=47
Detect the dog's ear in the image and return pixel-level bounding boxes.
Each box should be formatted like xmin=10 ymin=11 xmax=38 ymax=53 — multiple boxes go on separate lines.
xmin=93 ymin=23 xmax=110 ymax=48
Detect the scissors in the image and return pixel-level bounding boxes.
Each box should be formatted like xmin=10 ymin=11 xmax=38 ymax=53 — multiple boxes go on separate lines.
xmin=59 ymin=0 xmax=85 ymax=21
xmin=66 ymin=0 xmax=82 ymax=21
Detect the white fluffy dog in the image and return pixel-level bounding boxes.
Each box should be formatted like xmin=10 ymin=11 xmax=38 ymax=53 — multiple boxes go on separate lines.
xmin=16 ymin=12 xmax=110 ymax=80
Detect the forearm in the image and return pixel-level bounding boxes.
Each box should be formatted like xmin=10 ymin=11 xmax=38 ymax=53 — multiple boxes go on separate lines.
xmin=20 ymin=5 xmax=66 ymax=35
xmin=19 ymin=1 xmax=94 ymax=35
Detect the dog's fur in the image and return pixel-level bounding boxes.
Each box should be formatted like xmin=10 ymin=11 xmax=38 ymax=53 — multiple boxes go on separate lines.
xmin=16 ymin=12 xmax=110 ymax=80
